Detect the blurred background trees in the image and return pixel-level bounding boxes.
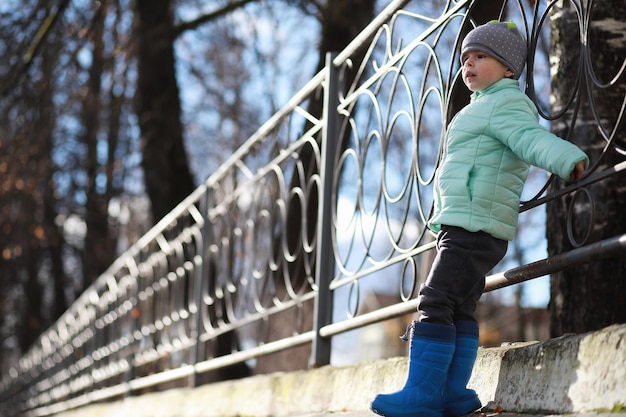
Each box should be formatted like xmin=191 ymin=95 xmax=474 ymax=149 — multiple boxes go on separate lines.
xmin=0 ymin=0 xmax=306 ymax=371
xmin=0 ymin=0 xmax=382 ymax=375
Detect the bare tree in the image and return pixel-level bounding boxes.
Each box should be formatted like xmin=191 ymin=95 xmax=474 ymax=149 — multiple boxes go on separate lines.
xmin=0 ymin=0 xmax=142 ymax=366
xmin=253 ymin=0 xmax=377 ymax=373
xmin=81 ymin=2 xmax=115 ymax=287
xmin=134 ymin=0 xmax=196 ymax=223
xmin=0 ymin=0 xmax=69 ymax=355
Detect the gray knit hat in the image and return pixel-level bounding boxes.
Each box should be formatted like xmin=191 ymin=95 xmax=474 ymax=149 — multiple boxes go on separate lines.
xmin=461 ymin=20 xmax=527 ymax=80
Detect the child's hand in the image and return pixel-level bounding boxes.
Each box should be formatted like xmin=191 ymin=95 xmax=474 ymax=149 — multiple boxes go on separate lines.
xmin=569 ymin=160 xmax=586 ymax=181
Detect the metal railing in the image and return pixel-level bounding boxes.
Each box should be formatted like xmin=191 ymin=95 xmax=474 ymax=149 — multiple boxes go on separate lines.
xmin=1 ymin=0 xmax=625 ymax=415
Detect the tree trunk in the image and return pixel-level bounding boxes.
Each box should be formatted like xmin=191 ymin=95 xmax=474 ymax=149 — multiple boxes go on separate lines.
xmin=256 ymin=0 xmax=376 ymax=374
xmin=134 ymin=0 xmax=195 ymax=223
xmin=82 ymin=4 xmax=116 ymax=288
xmin=17 ymin=30 xmax=62 ymax=352
xmin=548 ymin=1 xmax=626 ymax=336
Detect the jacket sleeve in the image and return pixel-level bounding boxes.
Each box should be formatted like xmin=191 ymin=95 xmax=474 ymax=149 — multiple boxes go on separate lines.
xmin=487 ymin=93 xmax=589 ymax=180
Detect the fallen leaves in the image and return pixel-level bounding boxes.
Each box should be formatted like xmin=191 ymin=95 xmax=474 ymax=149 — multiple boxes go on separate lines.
xmin=478 ymin=404 xmax=504 ymax=417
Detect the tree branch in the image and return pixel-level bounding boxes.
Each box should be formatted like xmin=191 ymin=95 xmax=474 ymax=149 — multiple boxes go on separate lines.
xmin=2 ymin=0 xmax=72 ymax=97
xmin=173 ymin=0 xmax=260 ymax=38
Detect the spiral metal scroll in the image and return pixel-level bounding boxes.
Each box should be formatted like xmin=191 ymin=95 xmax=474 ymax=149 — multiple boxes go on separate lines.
xmin=329 ymin=0 xmax=625 ymax=319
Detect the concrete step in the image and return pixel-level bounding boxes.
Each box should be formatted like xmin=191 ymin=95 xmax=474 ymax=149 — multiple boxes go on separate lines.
xmin=292 ymin=413 xmax=625 ymax=417
xmin=55 ymin=324 xmax=626 ymax=417
xmin=294 ymin=414 xmax=623 ymax=417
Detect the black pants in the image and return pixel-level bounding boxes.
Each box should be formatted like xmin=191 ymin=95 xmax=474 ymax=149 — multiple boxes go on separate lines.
xmin=417 ymin=225 xmax=508 ymax=325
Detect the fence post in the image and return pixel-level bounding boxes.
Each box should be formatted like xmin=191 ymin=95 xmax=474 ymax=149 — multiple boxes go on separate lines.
xmin=191 ymin=187 xmax=209 ymax=387
xmin=311 ymin=52 xmax=341 ymax=367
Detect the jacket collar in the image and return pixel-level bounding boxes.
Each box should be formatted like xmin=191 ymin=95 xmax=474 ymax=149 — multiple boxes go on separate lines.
xmin=470 ymin=78 xmax=520 ymax=101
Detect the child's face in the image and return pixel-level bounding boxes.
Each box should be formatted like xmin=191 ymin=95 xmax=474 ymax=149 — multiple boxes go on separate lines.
xmin=461 ymin=51 xmax=514 ymax=92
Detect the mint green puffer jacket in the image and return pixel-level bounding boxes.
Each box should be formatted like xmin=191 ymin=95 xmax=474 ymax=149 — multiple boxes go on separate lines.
xmin=428 ymin=78 xmax=589 ymax=241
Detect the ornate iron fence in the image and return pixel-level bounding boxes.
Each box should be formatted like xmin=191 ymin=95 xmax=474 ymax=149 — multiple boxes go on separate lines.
xmin=1 ymin=0 xmax=625 ymax=415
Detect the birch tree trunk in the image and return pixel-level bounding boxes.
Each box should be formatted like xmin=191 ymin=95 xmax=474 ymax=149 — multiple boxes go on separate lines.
xmin=548 ymin=0 xmax=626 ymax=336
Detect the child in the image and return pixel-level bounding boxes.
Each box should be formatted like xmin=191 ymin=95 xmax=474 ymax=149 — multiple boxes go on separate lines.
xmin=370 ymin=20 xmax=588 ymax=417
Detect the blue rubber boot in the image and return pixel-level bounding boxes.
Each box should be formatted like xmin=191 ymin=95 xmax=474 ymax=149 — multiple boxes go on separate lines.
xmin=443 ymin=320 xmax=482 ymax=417
xmin=371 ymin=321 xmax=455 ymax=417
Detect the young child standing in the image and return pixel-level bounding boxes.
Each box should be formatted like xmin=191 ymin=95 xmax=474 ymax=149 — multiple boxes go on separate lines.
xmin=371 ymin=21 xmax=588 ymax=417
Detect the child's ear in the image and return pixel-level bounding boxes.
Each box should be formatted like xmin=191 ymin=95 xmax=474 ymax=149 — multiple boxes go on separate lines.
xmin=505 ymin=68 xmax=514 ymax=78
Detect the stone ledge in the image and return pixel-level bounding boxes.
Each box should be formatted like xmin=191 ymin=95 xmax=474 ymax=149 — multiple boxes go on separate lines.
xmin=54 ymin=324 xmax=626 ymax=417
